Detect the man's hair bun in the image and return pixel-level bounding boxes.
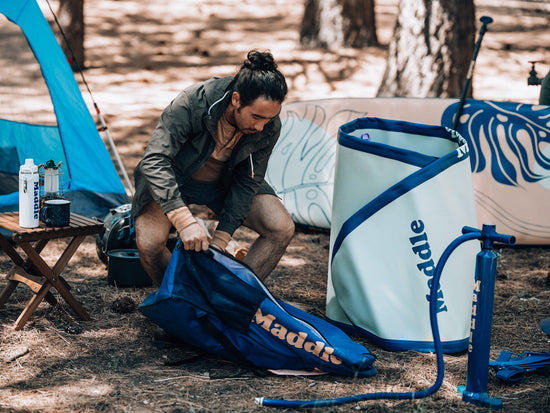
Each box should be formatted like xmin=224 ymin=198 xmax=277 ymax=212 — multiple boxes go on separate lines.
xmin=245 ymin=50 xmax=277 ymax=72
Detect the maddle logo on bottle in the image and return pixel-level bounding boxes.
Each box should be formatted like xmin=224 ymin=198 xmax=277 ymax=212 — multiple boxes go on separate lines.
xmin=33 ymin=181 xmax=39 ymax=219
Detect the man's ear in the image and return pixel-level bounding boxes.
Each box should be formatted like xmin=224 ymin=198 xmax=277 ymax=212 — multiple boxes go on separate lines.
xmin=231 ymin=91 xmax=241 ymax=107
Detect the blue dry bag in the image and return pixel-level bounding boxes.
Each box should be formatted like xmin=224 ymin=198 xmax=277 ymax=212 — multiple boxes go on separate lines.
xmin=139 ymin=244 xmax=376 ymax=377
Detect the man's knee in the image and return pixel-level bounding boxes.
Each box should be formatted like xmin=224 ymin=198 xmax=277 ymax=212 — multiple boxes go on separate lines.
xmin=134 ymin=203 xmax=172 ymax=261
xmin=136 ymin=231 xmax=167 ymax=260
xmin=258 ymin=202 xmax=295 ymax=245
xmin=275 ymin=213 xmax=295 ymax=245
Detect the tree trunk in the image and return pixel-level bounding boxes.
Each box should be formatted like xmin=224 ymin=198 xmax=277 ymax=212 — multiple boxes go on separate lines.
xmin=377 ymin=0 xmax=475 ymax=98
xmin=300 ymin=0 xmax=378 ymax=50
xmin=342 ymin=0 xmax=378 ymax=47
xmin=56 ymin=0 xmax=85 ymax=71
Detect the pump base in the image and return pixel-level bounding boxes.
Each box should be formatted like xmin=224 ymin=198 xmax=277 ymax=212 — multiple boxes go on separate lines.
xmin=458 ymin=386 xmax=502 ymax=409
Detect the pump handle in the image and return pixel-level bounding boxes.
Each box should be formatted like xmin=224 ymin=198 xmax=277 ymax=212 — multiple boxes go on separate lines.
xmin=462 ymin=225 xmax=516 ymax=246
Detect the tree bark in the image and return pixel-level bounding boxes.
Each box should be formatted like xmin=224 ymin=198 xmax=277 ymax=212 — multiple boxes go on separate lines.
xmin=377 ymin=0 xmax=475 ymax=98
xmin=300 ymin=0 xmax=378 ymax=50
xmin=342 ymin=0 xmax=378 ymax=47
xmin=56 ymin=0 xmax=85 ymax=71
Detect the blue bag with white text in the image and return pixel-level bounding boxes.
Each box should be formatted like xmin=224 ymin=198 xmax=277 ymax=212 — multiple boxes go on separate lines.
xmin=139 ymin=244 xmax=376 ymax=377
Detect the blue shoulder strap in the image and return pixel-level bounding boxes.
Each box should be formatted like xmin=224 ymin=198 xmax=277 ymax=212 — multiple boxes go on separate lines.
xmin=489 ymin=350 xmax=550 ymax=382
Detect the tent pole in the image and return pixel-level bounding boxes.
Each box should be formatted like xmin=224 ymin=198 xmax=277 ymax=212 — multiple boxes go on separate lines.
xmin=95 ymin=105 xmax=135 ymax=196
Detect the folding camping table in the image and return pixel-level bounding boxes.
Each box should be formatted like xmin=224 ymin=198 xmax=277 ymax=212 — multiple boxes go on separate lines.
xmin=0 ymin=211 xmax=104 ymax=330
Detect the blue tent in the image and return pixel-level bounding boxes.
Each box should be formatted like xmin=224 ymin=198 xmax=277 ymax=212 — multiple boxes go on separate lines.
xmin=0 ymin=0 xmax=129 ymax=218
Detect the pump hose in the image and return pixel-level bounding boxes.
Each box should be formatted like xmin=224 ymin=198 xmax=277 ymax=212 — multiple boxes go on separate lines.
xmin=256 ymin=231 xmax=482 ymax=408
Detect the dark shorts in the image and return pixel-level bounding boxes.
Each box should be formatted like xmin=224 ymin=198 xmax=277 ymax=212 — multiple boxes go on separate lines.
xmin=131 ymin=169 xmax=276 ymax=219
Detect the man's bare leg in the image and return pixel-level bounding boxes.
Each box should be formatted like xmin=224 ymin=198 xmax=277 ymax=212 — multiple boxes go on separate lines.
xmin=134 ymin=202 xmax=173 ymax=286
xmin=242 ymin=194 xmax=294 ymax=280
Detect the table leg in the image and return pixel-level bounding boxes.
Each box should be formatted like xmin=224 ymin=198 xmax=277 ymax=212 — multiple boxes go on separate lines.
xmin=0 ymin=236 xmax=51 ymax=310
xmin=17 ymin=237 xmax=90 ymax=322
xmin=0 ymin=264 xmax=56 ymax=310
xmin=0 ymin=231 xmax=24 ymax=266
xmin=14 ymin=281 xmax=53 ymax=331
xmin=51 ymin=236 xmax=85 ymax=276
xmin=0 ymin=280 xmax=18 ymax=308
xmin=6 ymin=263 xmax=59 ymax=299
xmin=22 ymin=239 xmax=50 ymax=275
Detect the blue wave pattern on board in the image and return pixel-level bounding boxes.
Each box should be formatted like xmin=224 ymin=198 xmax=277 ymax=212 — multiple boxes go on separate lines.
xmin=442 ymin=100 xmax=550 ymax=186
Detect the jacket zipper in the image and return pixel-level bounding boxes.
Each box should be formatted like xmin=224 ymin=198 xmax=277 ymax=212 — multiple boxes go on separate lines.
xmin=249 ymin=154 xmax=255 ymax=178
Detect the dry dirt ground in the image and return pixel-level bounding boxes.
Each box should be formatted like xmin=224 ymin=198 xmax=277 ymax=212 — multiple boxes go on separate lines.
xmin=1 ymin=0 xmax=549 ymax=412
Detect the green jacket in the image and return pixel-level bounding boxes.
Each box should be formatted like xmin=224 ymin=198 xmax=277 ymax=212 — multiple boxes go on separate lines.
xmin=132 ymin=76 xmax=282 ymax=235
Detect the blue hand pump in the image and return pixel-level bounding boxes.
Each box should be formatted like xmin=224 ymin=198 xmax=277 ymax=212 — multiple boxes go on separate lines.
xmin=458 ymin=224 xmax=515 ymax=409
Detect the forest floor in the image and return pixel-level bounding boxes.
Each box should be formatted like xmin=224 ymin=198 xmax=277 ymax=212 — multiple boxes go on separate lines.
xmin=0 ymin=0 xmax=549 ymax=412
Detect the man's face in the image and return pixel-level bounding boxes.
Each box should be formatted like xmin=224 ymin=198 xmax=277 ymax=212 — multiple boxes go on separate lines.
xmin=231 ymin=92 xmax=281 ymax=134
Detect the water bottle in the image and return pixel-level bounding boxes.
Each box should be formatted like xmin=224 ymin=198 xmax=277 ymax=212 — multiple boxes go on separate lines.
xmin=19 ymin=158 xmax=40 ymax=228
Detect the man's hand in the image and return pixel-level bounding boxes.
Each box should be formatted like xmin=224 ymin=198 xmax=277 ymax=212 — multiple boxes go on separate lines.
xmin=210 ymin=230 xmax=231 ymax=252
xmin=166 ymin=206 xmax=209 ymax=251
xmin=180 ymin=222 xmax=210 ymax=251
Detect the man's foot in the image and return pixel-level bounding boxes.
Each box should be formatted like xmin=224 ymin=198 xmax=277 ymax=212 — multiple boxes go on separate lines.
xmin=152 ymin=327 xmax=186 ymax=348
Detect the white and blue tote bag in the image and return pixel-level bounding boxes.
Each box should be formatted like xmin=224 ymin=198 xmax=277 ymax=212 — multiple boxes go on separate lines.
xmin=326 ymin=117 xmax=480 ymax=353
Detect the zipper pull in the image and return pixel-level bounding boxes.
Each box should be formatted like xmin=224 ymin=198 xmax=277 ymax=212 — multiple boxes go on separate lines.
xmin=249 ymin=154 xmax=255 ymax=178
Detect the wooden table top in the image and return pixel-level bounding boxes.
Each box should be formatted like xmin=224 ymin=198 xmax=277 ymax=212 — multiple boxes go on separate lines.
xmin=0 ymin=212 xmax=104 ymax=242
